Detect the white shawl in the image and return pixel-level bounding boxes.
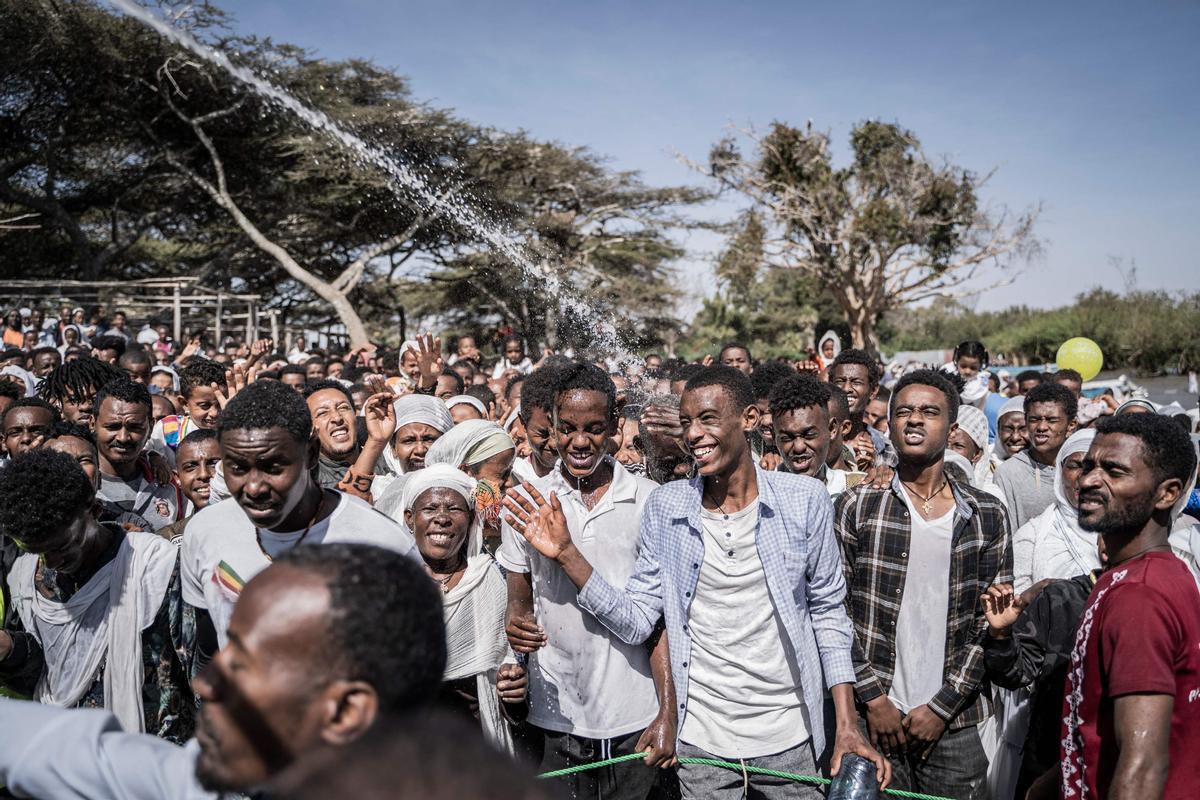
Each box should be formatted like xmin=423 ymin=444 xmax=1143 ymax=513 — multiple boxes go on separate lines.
xmin=8 ymin=529 xmax=177 ymax=732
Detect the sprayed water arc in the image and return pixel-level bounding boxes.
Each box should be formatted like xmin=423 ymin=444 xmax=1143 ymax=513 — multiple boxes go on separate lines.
xmin=108 ymin=0 xmax=634 ymax=359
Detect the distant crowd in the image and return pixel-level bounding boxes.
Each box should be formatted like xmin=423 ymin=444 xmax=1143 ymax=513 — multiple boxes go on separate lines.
xmin=0 ymin=305 xmax=1199 ymax=800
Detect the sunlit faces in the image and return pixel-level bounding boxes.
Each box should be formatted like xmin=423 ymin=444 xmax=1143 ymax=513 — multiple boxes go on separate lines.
xmin=889 ymin=383 xmax=954 ymax=465
xmin=613 ymin=416 xmax=643 ymax=468
xmin=1025 ymin=400 xmax=1075 ymax=463
xmin=3 ymin=406 xmax=54 ymax=458
xmin=830 ymin=363 xmax=877 ymax=416
xmin=307 ymin=388 xmax=358 ymax=460
xmin=434 ymin=375 xmax=459 ymax=402
xmin=679 ymin=384 xmax=758 ymax=476
xmin=177 ymin=437 xmax=222 ymax=509
xmin=31 ymin=350 xmax=61 ymax=379
xmin=449 ymin=402 xmax=484 ymax=425
xmin=221 ymin=428 xmax=316 ymax=530
xmin=59 ymin=386 xmax=98 ymax=429
xmin=184 ymin=385 xmax=223 ymax=429
xmin=524 ymin=407 xmax=558 ymax=473
xmin=1077 ymin=433 xmax=1179 ymax=534
xmin=864 ymin=397 xmax=890 ymax=433
xmin=45 ymin=434 xmax=101 ymax=490
xmin=503 ymin=340 xmax=525 ymax=364
xmin=955 ymin=355 xmax=983 ymax=382
xmin=947 ymin=427 xmax=982 ymax=465
xmin=998 ymin=412 xmax=1027 ymax=456
xmin=773 ymin=405 xmax=833 ymax=478
xmin=399 ymin=350 xmax=421 ymax=382
xmin=553 ymin=389 xmax=615 ymax=479
xmin=391 ymin=423 xmax=441 ymax=472
xmin=405 ymin=487 xmax=472 ymax=565
xmin=150 ymin=370 xmax=175 ymax=395
xmin=755 ymin=398 xmax=775 ymax=449
xmin=95 ymin=397 xmax=151 ymax=474
xmin=151 ymin=394 xmax=175 ymax=427
xmin=720 ymin=347 xmax=752 ymax=376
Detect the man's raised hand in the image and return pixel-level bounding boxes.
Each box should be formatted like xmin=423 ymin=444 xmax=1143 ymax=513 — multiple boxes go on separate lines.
xmin=503 ymin=481 xmax=573 ymax=560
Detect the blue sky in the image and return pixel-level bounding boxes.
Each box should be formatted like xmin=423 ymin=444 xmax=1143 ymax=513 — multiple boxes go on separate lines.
xmin=213 ymin=0 xmax=1199 ymax=312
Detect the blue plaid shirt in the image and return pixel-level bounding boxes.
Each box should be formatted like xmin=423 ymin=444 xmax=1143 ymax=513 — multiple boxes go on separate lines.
xmin=578 ymin=465 xmax=857 ymax=757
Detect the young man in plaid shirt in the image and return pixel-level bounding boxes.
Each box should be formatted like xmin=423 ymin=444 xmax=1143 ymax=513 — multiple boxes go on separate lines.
xmin=835 ymin=369 xmax=1012 ymax=799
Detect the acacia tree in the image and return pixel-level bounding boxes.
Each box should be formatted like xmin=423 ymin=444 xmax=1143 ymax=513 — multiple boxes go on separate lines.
xmin=693 ymin=120 xmax=1040 ymax=349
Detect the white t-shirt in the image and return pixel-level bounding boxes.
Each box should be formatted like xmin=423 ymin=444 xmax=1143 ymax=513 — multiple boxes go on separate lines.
xmin=680 ymin=500 xmax=811 ymax=758
xmin=888 ymin=493 xmax=954 ymax=714
xmin=181 ymin=490 xmax=419 ymax=647
xmin=496 ymin=458 xmax=659 ymax=739
xmin=98 ymin=472 xmax=180 ymax=532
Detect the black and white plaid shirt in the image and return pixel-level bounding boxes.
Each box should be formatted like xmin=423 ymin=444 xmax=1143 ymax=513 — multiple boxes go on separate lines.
xmin=834 ymin=473 xmax=1013 ymax=728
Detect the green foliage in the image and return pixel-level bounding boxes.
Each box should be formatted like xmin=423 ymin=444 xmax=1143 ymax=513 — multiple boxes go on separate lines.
xmin=882 ymin=289 xmax=1200 ymax=373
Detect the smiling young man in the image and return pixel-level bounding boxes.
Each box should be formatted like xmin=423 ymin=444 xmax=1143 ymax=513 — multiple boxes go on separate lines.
xmin=0 ymin=544 xmax=447 ymax=800
xmin=304 ymin=379 xmax=395 ymax=496
xmin=181 ymin=380 xmax=419 ymax=647
xmin=835 ymin=369 xmax=1010 ymax=799
xmin=1052 ymin=413 xmax=1200 ymax=800
xmin=155 ymin=429 xmax=224 ymax=546
xmin=994 ymin=382 xmax=1077 ymax=529
xmin=0 ymin=449 xmax=191 ymax=739
xmin=718 ymin=342 xmax=753 ymax=376
xmin=498 ymin=361 xmax=676 ymax=800
xmin=769 ymin=373 xmax=849 ymax=495
xmin=511 ymin=364 xmax=563 ymax=485
xmin=828 ymin=349 xmax=892 ymax=469
xmin=506 ymin=365 xmax=888 ymax=798
xmin=148 ymin=359 xmax=229 ymax=468
xmin=95 ymin=378 xmax=183 ymax=533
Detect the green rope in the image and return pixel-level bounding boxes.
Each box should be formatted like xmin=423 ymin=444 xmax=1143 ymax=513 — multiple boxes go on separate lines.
xmin=536 ymin=751 xmax=953 ymax=800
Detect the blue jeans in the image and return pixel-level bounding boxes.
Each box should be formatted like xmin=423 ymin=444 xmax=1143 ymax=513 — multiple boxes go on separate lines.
xmin=676 ymin=740 xmax=824 ymax=799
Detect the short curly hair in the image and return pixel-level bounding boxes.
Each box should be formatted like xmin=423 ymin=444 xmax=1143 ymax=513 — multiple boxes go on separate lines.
xmin=1 ymin=397 xmax=59 ymax=429
xmin=518 ymin=365 xmax=562 ymax=424
xmin=684 ymin=365 xmax=755 ymax=411
xmin=94 ymin=377 xmax=152 ymax=417
xmin=218 ymin=379 xmax=312 ymax=444
xmin=891 ymin=369 xmax=960 ymax=421
xmin=750 ymin=361 xmax=795 ymax=401
xmin=303 ymin=379 xmax=355 ymax=406
xmin=769 ymin=373 xmax=832 ymax=420
xmin=275 ymin=544 xmax=446 ymax=713
xmin=0 ymin=449 xmax=94 ymax=550
xmin=1025 ymin=381 xmax=1078 ymax=421
xmin=829 ymin=348 xmax=882 ymax=387
xmin=180 ymin=359 xmax=227 ymax=400
xmin=553 ymin=362 xmax=617 ymax=419
xmin=1094 ymin=412 xmax=1197 ymax=486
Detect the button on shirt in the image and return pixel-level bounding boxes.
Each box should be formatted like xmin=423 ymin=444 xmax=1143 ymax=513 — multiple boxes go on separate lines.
xmin=682 ymin=500 xmax=812 ymax=758
xmin=576 ymin=467 xmax=855 ymax=759
xmin=497 ymin=458 xmax=659 ymax=739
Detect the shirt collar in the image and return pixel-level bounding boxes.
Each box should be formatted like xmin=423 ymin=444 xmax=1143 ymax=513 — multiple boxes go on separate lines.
xmin=547 ymin=456 xmax=637 ymax=504
xmin=888 ymin=469 xmax=975 ymax=521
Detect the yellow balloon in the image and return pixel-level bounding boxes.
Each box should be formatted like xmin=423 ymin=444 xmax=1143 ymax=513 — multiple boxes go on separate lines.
xmin=1056 ymin=337 xmax=1104 ymax=381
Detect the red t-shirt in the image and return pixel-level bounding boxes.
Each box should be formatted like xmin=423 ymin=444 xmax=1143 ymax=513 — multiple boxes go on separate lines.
xmin=1060 ymin=551 xmax=1200 ymax=799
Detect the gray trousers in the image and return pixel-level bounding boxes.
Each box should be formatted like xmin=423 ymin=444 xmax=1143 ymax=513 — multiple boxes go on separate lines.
xmin=859 ymin=719 xmax=989 ymax=800
xmin=677 ymin=740 xmax=824 ymax=799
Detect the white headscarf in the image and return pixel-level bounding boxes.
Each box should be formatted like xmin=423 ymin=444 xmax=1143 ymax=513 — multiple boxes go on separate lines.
xmin=1115 ymin=398 xmax=1157 ymax=415
xmin=399 ymin=463 xmax=514 ymax=754
xmin=382 ymin=395 xmax=455 ymax=477
xmin=956 ymin=405 xmax=993 ymax=488
xmin=817 ymin=330 xmax=841 ymax=365
xmin=399 ymin=464 xmax=484 ymax=557
xmin=1037 ymin=429 xmax=1101 ymax=582
xmin=446 ymin=394 xmax=487 ymax=418
xmin=993 ymin=396 xmax=1026 ymax=462
xmin=426 ymin=419 xmax=513 ymax=470
xmin=1 ymin=365 xmax=37 ymax=397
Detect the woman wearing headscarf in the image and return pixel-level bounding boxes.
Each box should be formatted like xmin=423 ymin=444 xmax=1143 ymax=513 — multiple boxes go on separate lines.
xmin=373 ymin=394 xmax=455 ymax=504
xmin=1010 ymin=428 xmax=1100 ymax=593
xmin=425 ymin=419 xmax=516 ymax=547
xmin=951 ymin=404 xmax=998 ymax=496
xmin=990 ymin=396 xmax=1027 ymax=470
xmin=399 ymin=464 xmax=526 ymax=753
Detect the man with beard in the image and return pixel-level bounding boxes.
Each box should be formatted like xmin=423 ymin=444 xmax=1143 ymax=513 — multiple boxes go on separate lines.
xmin=0 ymin=543 xmax=446 ymax=800
xmin=37 ymin=357 xmax=125 ymax=429
xmin=835 ymin=369 xmax=1010 ymax=799
xmin=181 ymin=380 xmax=419 ymax=647
xmin=304 ymin=380 xmax=395 ymax=499
xmin=507 ymin=365 xmax=888 ymax=798
xmin=95 ymin=379 xmax=183 ymax=533
xmin=0 ymin=449 xmax=191 ymax=739
xmin=1046 ymin=413 xmax=1200 ymax=800
xmin=500 ymin=362 xmax=677 ymax=800
xmin=995 ymin=382 xmax=1077 ymax=529
xmin=769 ymin=373 xmax=849 ymax=495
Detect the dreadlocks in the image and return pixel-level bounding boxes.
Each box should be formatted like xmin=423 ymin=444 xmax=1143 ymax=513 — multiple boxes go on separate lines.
xmin=37 ymin=358 xmax=124 ymax=407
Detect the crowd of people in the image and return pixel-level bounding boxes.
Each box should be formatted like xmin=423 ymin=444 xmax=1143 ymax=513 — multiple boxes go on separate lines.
xmin=0 ymin=307 xmax=1198 ymax=800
